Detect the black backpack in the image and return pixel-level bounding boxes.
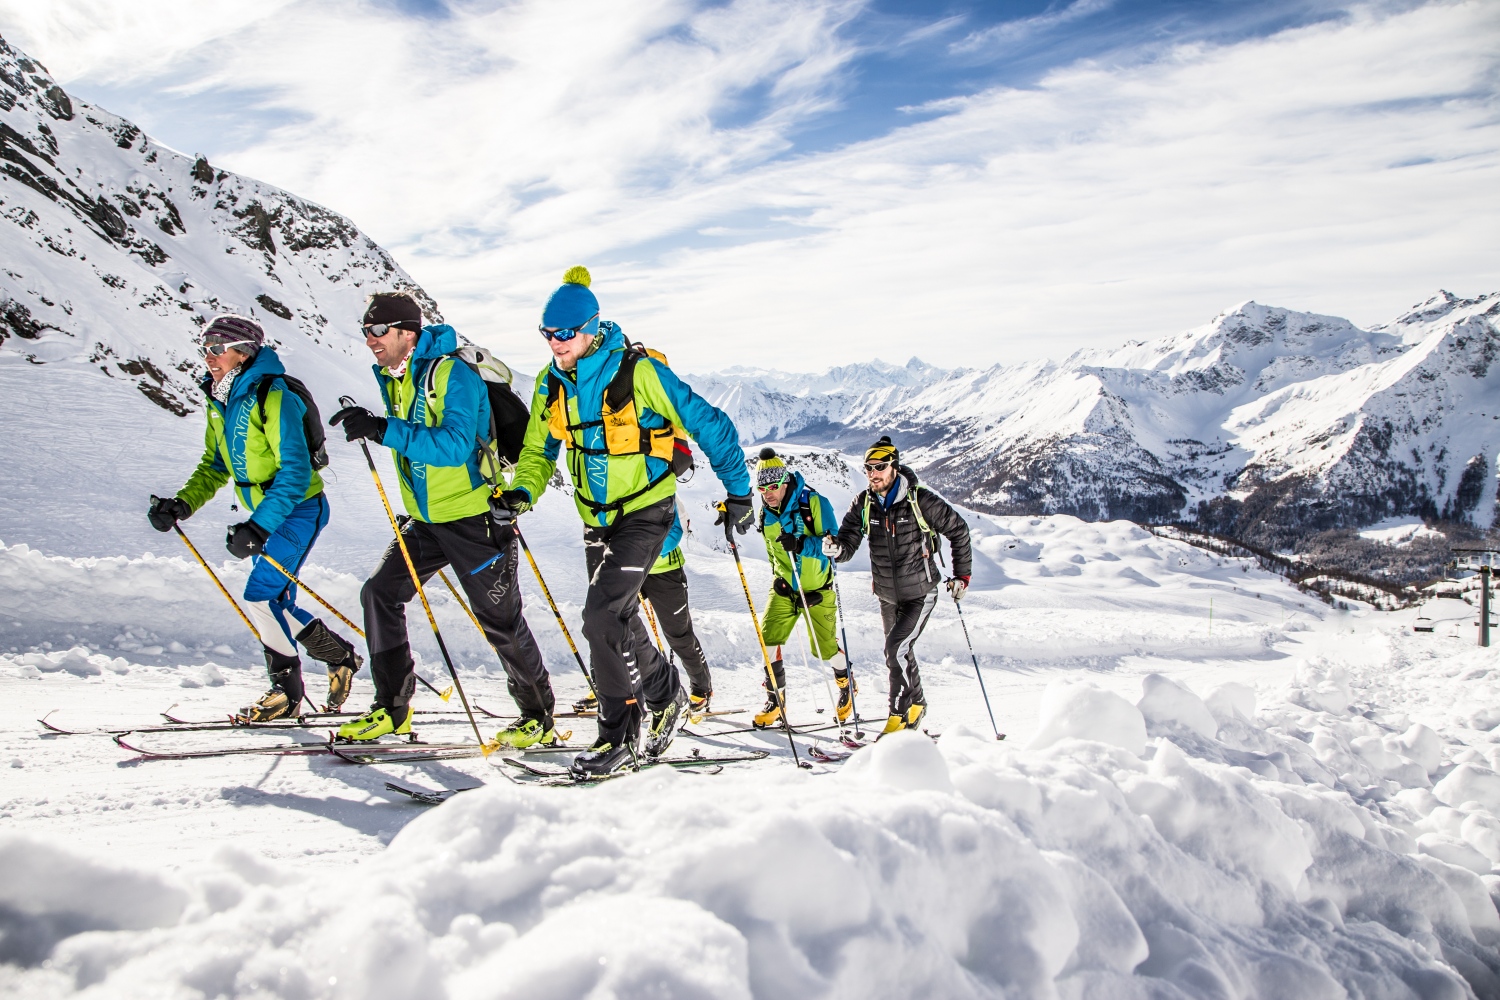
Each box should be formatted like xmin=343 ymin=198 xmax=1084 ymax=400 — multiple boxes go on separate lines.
xmin=422 ymin=345 xmax=531 ymax=477
xmin=255 ymin=374 xmax=329 ymax=470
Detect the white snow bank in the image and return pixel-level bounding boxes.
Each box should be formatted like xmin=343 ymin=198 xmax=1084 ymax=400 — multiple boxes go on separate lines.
xmin=1028 ymin=681 xmax=1147 ymax=755
xmin=8 ymin=684 xmax=1500 ymax=999
xmin=1358 ymin=518 xmax=1445 ymax=547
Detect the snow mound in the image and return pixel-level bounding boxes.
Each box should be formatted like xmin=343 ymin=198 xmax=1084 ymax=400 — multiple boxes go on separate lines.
xmin=1028 ymin=680 xmax=1147 ymax=755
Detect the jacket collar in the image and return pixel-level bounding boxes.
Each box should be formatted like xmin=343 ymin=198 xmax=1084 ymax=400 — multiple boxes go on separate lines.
xmin=550 ymin=321 xmax=624 ymax=386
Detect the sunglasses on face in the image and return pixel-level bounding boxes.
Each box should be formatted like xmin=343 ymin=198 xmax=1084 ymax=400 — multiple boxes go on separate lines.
xmin=201 ymin=340 xmax=255 ymax=357
xmin=539 ymin=313 xmax=600 ymax=343
xmin=755 ymin=478 xmax=787 ymax=494
xmin=863 ymin=461 xmax=892 ymax=473
xmin=364 ymin=322 xmax=417 ymax=337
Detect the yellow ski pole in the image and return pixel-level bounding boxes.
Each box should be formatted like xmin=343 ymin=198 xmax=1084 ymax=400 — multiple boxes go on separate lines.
xmin=717 ymin=502 xmax=809 ymax=769
xmin=337 ymin=397 xmax=488 ymax=753
xmin=258 ymin=551 xmax=453 ymax=703
xmin=168 ymin=518 xmax=261 ymax=643
xmin=641 ymin=598 xmax=666 ymax=653
xmin=514 ymin=525 xmax=597 ymax=698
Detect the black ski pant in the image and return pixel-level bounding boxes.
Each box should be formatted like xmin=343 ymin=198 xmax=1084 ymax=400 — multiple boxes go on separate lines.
xmin=361 ymin=512 xmax=554 ymax=726
xmin=879 ymin=590 xmax=937 ymax=715
xmin=581 ymin=498 xmax=682 ymax=740
xmin=640 ymin=566 xmax=713 ymax=698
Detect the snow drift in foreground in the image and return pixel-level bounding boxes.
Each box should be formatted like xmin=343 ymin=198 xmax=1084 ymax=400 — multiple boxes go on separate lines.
xmin=8 ymin=660 xmax=1500 ymax=999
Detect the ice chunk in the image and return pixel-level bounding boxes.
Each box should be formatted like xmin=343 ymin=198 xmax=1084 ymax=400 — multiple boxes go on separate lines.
xmin=1029 ymin=681 xmax=1146 ymax=756
xmin=1206 ymin=681 xmax=1257 ymax=725
xmin=1138 ymin=673 xmax=1218 ymax=739
xmin=1435 ymin=764 xmax=1500 ymax=813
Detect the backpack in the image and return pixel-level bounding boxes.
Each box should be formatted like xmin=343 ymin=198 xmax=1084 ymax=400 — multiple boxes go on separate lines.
xmin=255 ymin=374 xmax=329 ymax=471
xmin=422 ymin=344 xmax=531 ymax=482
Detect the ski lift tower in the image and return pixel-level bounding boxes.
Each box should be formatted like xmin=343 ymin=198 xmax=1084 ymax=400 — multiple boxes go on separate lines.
xmin=1452 ymin=547 xmax=1500 ymax=647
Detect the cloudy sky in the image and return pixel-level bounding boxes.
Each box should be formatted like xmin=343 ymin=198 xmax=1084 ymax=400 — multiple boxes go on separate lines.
xmin=2 ymin=0 xmax=1496 ymax=373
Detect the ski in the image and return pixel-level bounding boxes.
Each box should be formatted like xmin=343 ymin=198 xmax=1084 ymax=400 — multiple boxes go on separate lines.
xmin=328 ymin=739 xmax=583 ymax=765
xmin=114 ymin=733 xmax=337 ymax=760
xmin=159 ymin=707 xmax=454 ymax=727
xmin=807 ymin=742 xmax=853 ymax=763
xmin=501 ymin=747 xmax=768 ymax=784
xmin=681 ymin=717 xmax=870 ymax=739
xmin=477 ymin=702 xmax=744 ymax=722
xmin=384 ymin=781 xmax=479 ymax=805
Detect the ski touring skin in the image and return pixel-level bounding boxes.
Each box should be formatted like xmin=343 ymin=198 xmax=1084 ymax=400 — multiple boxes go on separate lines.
xmin=501 ymin=747 xmax=769 ymax=785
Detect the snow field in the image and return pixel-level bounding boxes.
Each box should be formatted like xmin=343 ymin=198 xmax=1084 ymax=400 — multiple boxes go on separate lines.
xmin=9 ymin=504 xmax=1500 ymax=995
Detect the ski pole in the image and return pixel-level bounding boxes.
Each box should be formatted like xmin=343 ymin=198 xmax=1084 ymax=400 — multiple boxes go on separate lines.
xmin=718 ymin=502 xmax=809 ymax=769
xmin=787 ymin=550 xmax=845 ymax=738
xmin=253 ymin=553 xmax=450 ymax=702
xmin=257 ymin=552 xmax=361 ymax=637
xmin=641 ymin=598 xmax=665 ymax=654
xmin=952 ymin=589 xmax=1003 ymax=740
xmin=830 ymin=567 xmax=864 ymax=739
xmin=514 ymin=524 xmax=596 ymax=698
xmin=168 ymin=518 xmax=261 ymax=644
xmin=337 ymin=397 xmax=488 ymax=753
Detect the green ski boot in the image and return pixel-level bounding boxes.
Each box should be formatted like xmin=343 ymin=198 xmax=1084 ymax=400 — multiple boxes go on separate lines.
xmin=336 ymin=706 xmax=411 ymax=741
xmin=491 ymin=718 xmax=563 ymax=750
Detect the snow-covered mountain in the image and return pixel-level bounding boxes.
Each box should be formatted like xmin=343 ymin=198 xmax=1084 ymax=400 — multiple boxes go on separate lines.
xmin=0 ymin=34 xmax=443 ymax=562
xmin=698 ymin=293 xmax=1500 ymax=542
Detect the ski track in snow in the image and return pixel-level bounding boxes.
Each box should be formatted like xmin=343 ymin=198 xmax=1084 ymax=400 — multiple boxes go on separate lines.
xmin=8 ymin=454 xmax=1500 ymax=997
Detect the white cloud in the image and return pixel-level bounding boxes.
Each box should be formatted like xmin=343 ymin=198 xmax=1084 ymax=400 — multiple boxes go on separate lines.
xmin=2 ymin=0 xmax=1497 ymax=375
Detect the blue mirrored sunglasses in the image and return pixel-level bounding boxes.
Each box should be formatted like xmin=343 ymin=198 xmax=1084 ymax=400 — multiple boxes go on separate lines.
xmin=539 ymin=313 xmax=600 ymax=342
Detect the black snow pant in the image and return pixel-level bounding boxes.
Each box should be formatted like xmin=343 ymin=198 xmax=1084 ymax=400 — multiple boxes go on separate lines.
xmin=361 ymin=512 xmax=554 ymax=727
xmin=879 ymin=590 xmax=937 ymax=715
xmin=640 ymin=566 xmax=713 ymax=698
xmin=581 ymin=498 xmax=682 ymax=742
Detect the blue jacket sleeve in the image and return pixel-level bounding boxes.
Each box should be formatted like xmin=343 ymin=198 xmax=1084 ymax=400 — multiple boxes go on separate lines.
xmin=661 ymin=508 xmax=684 ymax=553
xmin=381 ymin=359 xmax=486 ymax=468
xmin=811 ymin=492 xmax=838 ymax=537
xmin=249 ymin=385 xmax=312 ymax=535
xmin=651 ymin=361 xmax=750 ymax=496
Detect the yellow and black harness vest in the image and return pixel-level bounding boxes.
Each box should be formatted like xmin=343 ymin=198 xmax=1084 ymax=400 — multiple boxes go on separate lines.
xmin=545 ymin=340 xmax=694 ymax=515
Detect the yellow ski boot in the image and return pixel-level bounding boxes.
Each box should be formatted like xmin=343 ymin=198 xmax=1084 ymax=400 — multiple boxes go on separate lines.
xmin=336 ymin=706 xmax=411 ymax=741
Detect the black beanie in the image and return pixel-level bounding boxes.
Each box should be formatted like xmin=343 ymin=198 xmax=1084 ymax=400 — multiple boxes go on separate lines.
xmin=363 ymin=292 xmax=423 ymax=329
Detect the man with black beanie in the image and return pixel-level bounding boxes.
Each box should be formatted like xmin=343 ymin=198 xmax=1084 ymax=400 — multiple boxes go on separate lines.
xmin=826 ymin=436 xmax=971 ymax=735
xmin=329 ymin=292 xmax=558 ymax=746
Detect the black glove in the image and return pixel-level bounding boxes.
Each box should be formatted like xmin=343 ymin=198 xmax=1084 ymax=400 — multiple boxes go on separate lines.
xmin=148 ymin=495 xmax=191 ymax=533
xmin=777 ymin=532 xmax=806 ymax=555
xmin=226 ymin=520 xmax=270 ymax=559
xmin=715 ymin=494 xmax=754 ymax=535
xmin=488 ymin=489 xmax=531 ymax=541
xmin=773 ymin=577 xmax=795 ymax=599
xmin=329 ymin=405 xmax=387 ymax=444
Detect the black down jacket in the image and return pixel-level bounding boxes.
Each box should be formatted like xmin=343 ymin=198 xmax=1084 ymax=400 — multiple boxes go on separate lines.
xmin=833 ymin=466 xmax=972 ymax=604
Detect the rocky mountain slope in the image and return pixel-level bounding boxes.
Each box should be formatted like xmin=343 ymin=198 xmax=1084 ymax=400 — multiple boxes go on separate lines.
xmin=0 ymin=33 xmax=436 ymax=417
xmin=697 ymin=292 xmax=1500 ymax=544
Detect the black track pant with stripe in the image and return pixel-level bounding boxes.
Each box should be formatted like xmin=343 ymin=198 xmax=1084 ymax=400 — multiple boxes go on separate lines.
xmin=361 ymin=512 xmax=554 ymax=727
xmin=878 ymin=591 xmax=937 ymax=715
xmin=640 ymin=566 xmax=713 ymax=698
xmin=582 ymin=497 xmax=682 ymax=742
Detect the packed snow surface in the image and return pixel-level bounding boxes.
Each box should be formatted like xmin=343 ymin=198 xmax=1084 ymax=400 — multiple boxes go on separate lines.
xmin=8 ymin=450 xmax=1500 ymax=998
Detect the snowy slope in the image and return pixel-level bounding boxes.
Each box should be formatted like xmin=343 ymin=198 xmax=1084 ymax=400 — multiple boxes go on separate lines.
xmin=0 ymin=34 xmax=438 ymax=565
xmin=694 ymin=293 xmax=1500 ymax=538
xmin=11 ymin=495 xmax=1500 ymax=998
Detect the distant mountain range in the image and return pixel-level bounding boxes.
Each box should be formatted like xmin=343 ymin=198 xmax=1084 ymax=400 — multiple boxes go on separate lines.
xmin=696 ymin=292 xmax=1500 ymax=546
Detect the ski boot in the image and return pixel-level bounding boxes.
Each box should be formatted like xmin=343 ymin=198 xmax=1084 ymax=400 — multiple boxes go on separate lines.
xmin=905 ymin=701 xmax=927 ymax=731
xmin=644 ymin=689 xmax=687 ymax=757
xmin=240 ymin=649 xmax=305 ymax=722
xmin=491 ymin=718 xmax=562 ymax=750
xmin=295 ymin=618 xmax=363 ymax=712
xmin=834 ymin=672 xmax=857 ymax=724
xmin=879 ymin=712 xmax=907 ymax=737
xmin=687 ymin=691 xmax=712 ymax=725
xmin=753 ymin=658 xmax=787 ymax=728
xmin=570 ymin=733 xmax=638 ymax=779
xmin=336 ymin=705 xmax=412 ymax=741
xmin=572 ymin=692 xmax=598 ymax=715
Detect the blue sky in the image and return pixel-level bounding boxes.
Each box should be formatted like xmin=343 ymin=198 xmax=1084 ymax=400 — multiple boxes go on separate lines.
xmin=1 ymin=0 xmax=1495 ymax=373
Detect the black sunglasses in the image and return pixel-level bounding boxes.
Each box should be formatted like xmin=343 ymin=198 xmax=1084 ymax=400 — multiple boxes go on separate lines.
xmin=364 ymin=322 xmax=419 ymax=337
